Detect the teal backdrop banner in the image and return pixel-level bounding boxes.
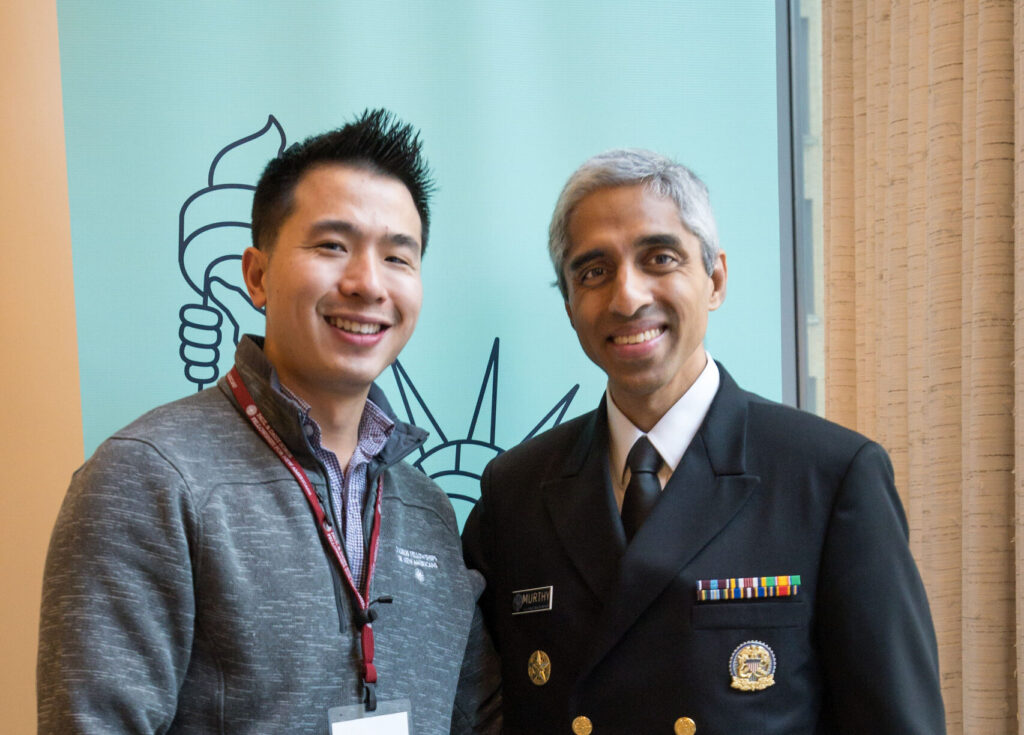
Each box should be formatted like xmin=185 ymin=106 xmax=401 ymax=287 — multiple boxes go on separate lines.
xmin=58 ymin=1 xmax=782 ymax=527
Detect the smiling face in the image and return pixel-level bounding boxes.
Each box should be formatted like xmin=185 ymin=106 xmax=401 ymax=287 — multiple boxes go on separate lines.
xmin=242 ymin=163 xmax=423 ymax=406
xmin=563 ymin=184 xmax=726 ymax=430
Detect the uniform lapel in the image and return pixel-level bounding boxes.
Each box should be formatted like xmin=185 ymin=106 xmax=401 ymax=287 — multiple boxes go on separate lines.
xmin=577 ymin=366 xmax=761 ymax=679
xmin=543 ymin=399 xmax=626 ymax=603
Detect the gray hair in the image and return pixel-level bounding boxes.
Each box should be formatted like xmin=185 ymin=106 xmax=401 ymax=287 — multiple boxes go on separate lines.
xmin=548 ymin=148 xmax=720 ymax=298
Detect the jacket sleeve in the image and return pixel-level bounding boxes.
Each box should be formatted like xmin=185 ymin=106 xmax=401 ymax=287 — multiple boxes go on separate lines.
xmin=450 ymin=595 xmax=503 ymax=735
xmin=460 ymin=466 xmax=499 ymax=641
xmin=37 ymin=438 xmax=198 ymax=734
xmin=451 ymin=479 xmax=502 ymax=735
xmin=815 ymin=441 xmax=945 ymax=734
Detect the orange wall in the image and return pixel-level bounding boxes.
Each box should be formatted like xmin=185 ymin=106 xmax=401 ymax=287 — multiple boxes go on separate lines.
xmin=0 ymin=1 xmax=83 ymax=731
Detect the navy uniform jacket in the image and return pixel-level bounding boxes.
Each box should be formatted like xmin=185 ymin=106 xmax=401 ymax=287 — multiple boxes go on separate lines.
xmin=463 ymin=365 xmax=944 ymax=734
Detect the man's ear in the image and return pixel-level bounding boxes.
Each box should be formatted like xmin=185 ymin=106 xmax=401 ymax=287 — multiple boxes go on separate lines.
xmin=564 ymin=300 xmax=575 ymax=330
xmin=708 ymin=250 xmax=727 ymax=311
xmin=241 ymin=246 xmax=269 ymax=309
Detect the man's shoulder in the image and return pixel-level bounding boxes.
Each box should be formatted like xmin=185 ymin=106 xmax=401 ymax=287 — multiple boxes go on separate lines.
xmin=747 ymin=394 xmax=864 ymax=439
xmin=384 ymin=460 xmax=463 ymax=534
xmin=724 ymin=378 xmax=877 ymax=465
xmin=387 ymin=459 xmax=449 ymax=502
xmin=485 ymin=408 xmax=596 ymax=480
xmin=87 ymin=385 xmax=240 ymax=474
xmin=62 ymin=387 xmax=240 ymax=523
xmin=110 ymin=384 xmax=234 ymax=444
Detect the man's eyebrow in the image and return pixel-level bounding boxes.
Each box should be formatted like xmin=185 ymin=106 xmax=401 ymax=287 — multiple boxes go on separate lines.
xmin=308 ymin=219 xmax=358 ymax=238
xmin=384 ymin=231 xmax=422 ymax=253
xmin=567 ymin=248 xmax=606 ymax=273
xmin=636 ymin=232 xmax=685 ymax=249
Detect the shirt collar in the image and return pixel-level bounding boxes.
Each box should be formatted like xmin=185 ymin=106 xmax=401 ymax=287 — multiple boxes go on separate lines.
xmin=269 ymin=368 xmax=395 ymax=459
xmin=607 ymin=353 xmax=720 ymax=487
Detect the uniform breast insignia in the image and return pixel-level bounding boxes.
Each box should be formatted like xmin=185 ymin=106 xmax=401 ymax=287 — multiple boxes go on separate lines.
xmin=528 ymin=649 xmax=551 ymax=686
xmin=729 ymin=640 xmax=776 ymax=691
xmin=512 ymin=585 xmax=553 ymax=614
xmin=696 ymin=574 xmax=800 ymax=601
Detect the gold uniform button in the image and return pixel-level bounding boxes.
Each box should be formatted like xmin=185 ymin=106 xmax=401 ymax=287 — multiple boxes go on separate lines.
xmin=674 ymin=716 xmax=696 ymax=735
xmin=572 ymin=715 xmax=593 ymax=734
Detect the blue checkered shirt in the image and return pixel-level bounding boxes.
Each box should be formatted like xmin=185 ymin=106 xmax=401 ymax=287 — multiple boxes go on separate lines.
xmin=275 ymin=379 xmax=394 ymax=590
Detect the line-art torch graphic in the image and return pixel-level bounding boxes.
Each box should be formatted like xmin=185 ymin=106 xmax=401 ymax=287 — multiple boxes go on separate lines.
xmin=176 ymin=117 xmax=580 ymax=511
xmin=178 ymin=115 xmax=287 ymax=389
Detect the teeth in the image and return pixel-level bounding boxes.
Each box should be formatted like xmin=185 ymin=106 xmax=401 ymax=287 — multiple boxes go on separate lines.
xmin=612 ymin=327 xmax=663 ymax=345
xmin=328 ymin=316 xmax=382 ymax=334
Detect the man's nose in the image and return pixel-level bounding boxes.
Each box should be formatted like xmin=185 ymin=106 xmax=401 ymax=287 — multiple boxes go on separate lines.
xmin=608 ymin=264 xmax=651 ymax=316
xmin=339 ymin=251 xmax=386 ymax=301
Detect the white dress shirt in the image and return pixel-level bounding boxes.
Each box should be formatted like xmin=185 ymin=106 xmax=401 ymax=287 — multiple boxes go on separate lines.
xmin=606 ymin=353 xmax=721 ymax=510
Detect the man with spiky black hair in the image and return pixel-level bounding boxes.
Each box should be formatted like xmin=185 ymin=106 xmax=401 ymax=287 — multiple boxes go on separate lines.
xmin=39 ymin=109 xmax=501 ymax=734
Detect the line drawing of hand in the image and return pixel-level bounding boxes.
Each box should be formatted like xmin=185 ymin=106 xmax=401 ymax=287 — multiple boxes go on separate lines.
xmin=178 ymin=302 xmax=222 ymax=385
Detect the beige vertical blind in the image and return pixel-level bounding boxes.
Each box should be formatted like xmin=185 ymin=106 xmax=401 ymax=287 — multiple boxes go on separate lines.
xmin=823 ymin=1 xmax=1020 ymax=732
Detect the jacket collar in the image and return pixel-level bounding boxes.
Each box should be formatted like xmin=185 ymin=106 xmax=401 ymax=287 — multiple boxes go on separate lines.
xmin=557 ymin=361 xmax=750 ymax=480
xmin=695 ymin=362 xmax=752 ymax=476
xmin=221 ymin=335 xmax=428 ymax=472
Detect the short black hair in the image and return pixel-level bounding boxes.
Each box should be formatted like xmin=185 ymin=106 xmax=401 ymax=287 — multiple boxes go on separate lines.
xmin=251 ymin=108 xmax=435 ymax=253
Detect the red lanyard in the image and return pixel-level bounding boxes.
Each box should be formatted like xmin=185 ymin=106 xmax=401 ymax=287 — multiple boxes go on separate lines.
xmin=227 ymin=367 xmax=385 ymax=706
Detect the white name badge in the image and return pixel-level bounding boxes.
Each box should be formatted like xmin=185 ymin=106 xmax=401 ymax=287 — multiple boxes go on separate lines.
xmin=329 ymin=699 xmax=412 ymax=735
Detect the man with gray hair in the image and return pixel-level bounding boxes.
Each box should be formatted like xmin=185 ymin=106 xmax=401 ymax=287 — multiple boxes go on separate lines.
xmin=463 ymin=149 xmax=944 ymax=733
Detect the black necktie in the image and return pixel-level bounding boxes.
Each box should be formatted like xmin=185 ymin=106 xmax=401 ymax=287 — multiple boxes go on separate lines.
xmin=621 ymin=436 xmax=662 ymax=542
